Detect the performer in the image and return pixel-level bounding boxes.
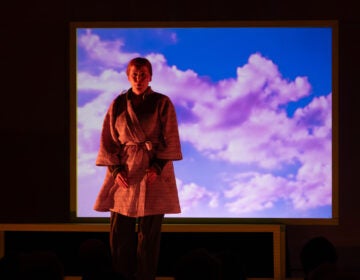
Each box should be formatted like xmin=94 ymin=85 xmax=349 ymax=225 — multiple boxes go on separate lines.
xmin=94 ymin=57 xmax=183 ymax=280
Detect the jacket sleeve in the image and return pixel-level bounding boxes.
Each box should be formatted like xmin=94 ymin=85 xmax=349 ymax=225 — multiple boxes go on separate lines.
xmin=95 ymin=97 xmax=123 ymax=166
xmin=156 ymin=96 xmax=183 ymax=161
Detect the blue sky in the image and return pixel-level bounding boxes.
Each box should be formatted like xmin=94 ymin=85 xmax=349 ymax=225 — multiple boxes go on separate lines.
xmin=78 ymin=27 xmax=332 ymax=85
xmin=78 ymin=27 xmax=332 ymax=115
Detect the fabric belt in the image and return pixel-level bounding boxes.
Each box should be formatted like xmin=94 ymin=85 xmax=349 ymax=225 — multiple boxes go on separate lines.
xmin=124 ymin=140 xmax=153 ymax=151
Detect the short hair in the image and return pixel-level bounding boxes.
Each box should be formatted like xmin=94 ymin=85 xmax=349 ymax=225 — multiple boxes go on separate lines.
xmin=174 ymin=248 xmax=221 ymax=280
xmin=300 ymin=236 xmax=338 ymax=275
xmin=126 ymin=57 xmax=152 ymax=77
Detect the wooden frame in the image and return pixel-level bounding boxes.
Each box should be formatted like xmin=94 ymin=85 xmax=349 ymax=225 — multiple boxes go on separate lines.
xmin=70 ymin=20 xmax=339 ymax=226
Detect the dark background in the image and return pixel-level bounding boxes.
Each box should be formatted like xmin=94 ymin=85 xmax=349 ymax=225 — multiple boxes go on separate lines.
xmin=1 ymin=0 xmax=359 ymax=278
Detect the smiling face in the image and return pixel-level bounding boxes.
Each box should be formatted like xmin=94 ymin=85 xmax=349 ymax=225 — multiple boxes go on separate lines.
xmin=127 ymin=65 xmax=152 ymax=95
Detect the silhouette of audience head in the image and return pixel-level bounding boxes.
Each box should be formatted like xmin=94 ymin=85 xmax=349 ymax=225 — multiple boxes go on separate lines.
xmin=216 ymin=249 xmax=247 ymax=280
xmin=78 ymin=238 xmax=125 ymax=280
xmin=300 ymin=236 xmax=338 ymax=280
xmin=0 ymin=250 xmax=64 ymax=280
xmin=174 ymin=248 xmax=222 ymax=280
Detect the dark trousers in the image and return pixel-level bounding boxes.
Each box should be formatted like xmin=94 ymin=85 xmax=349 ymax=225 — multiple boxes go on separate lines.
xmin=110 ymin=212 xmax=164 ymax=280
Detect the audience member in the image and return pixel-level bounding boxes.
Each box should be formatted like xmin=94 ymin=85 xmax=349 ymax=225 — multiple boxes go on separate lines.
xmin=0 ymin=250 xmax=64 ymax=280
xmin=216 ymin=249 xmax=247 ymax=280
xmin=0 ymin=252 xmax=19 ymax=279
xmin=78 ymin=238 xmax=125 ymax=280
xmin=300 ymin=236 xmax=338 ymax=280
xmin=173 ymin=248 xmax=221 ymax=280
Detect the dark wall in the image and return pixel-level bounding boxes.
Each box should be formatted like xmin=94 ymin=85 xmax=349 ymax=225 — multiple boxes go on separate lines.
xmin=1 ymin=0 xmax=359 ymax=278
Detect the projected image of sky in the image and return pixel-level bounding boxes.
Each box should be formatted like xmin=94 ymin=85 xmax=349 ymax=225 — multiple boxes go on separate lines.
xmin=76 ymin=26 xmax=333 ymax=218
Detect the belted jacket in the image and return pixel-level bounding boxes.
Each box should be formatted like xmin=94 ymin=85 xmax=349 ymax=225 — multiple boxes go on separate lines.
xmin=94 ymin=87 xmax=183 ymax=217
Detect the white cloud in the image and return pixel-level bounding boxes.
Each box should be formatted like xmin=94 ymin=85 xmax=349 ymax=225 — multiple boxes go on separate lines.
xmin=223 ymin=172 xmax=289 ymax=214
xmin=176 ymin=179 xmax=219 ymax=214
xmin=78 ymin=29 xmax=139 ymax=68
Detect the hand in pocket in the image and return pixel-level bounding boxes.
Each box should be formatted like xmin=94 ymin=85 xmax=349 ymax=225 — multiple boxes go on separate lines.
xmin=146 ymin=167 xmax=158 ymax=185
xmin=115 ymin=171 xmax=129 ymax=189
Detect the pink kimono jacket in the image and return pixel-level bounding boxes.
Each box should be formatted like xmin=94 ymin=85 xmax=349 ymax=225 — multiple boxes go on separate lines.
xmin=94 ymin=88 xmax=183 ymax=217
